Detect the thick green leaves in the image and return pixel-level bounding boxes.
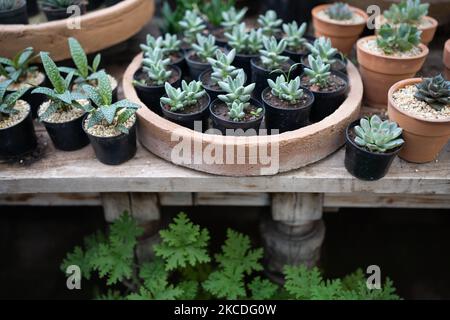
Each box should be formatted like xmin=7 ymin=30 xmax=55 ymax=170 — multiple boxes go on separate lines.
xmin=68 ymin=37 xmax=89 ymax=79
xmin=40 ymin=52 xmax=66 ymax=94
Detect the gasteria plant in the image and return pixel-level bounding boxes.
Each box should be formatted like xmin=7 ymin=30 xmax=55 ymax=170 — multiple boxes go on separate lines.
xmin=383 ymin=0 xmax=428 ymax=25
xmin=257 ymin=10 xmax=282 ymax=37
xmin=142 ymin=48 xmax=172 ymax=85
xmin=267 ymin=75 xmax=304 ymax=103
xmin=206 ymin=49 xmax=239 ymax=84
xmin=376 ymin=23 xmax=421 ymax=54
xmin=179 ymin=10 xmax=206 ymax=45
xmin=0 ymin=47 xmax=38 ymax=83
xmin=259 ymin=36 xmax=288 ymax=71
xmin=192 ymin=34 xmax=218 ymax=62
xmin=353 ymin=115 xmax=404 ymax=153
xmin=414 ymin=74 xmax=450 ymax=111
xmin=0 ymin=80 xmax=28 ymax=122
xmin=306 ymin=37 xmax=338 ymax=65
xmin=303 ymin=55 xmax=331 ymax=88
xmin=326 ymin=2 xmax=353 ymax=20
xmin=220 ymin=6 xmax=247 ymax=33
xmin=282 ymin=21 xmax=308 ymax=51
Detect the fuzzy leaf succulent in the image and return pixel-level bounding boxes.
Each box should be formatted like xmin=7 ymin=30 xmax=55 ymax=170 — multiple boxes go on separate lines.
xmin=376 ymin=23 xmax=421 ymax=54
xmin=268 ymin=75 xmax=304 ymax=103
xmin=0 ymin=47 xmax=38 ymax=84
xmin=0 ymin=0 xmax=23 ymax=11
xmin=259 ymin=36 xmax=288 ymax=71
xmin=192 ymin=34 xmax=218 ymax=62
xmin=303 ymin=55 xmax=331 ymax=88
xmin=161 ymin=80 xmax=206 ymax=112
xmin=326 ymin=2 xmax=353 ymax=21
xmin=220 ymin=6 xmax=247 ymax=32
xmin=306 ymin=37 xmax=338 ymax=65
xmin=141 ymin=34 xmax=181 ymax=58
xmin=383 ymin=0 xmax=429 ymax=25
xmin=257 ymin=10 xmax=282 ymax=36
xmin=0 ymin=80 xmax=28 ymax=121
xmin=207 ymin=49 xmax=239 ymax=84
xmin=141 ymin=48 xmax=172 ymax=85
xmin=414 ymin=74 xmax=450 ymax=111
xmin=354 ymin=115 xmax=404 ymax=153
xmin=225 ymin=23 xmax=264 ymax=55
xmin=179 ymin=10 xmax=206 ymax=45
xmin=282 ymin=21 xmax=308 ymax=51
xmin=182 ymin=80 xmax=205 ymax=106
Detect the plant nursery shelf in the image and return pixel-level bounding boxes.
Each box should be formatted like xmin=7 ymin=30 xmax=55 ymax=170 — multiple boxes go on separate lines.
xmin=0 ymin=0 xmax=154 ymax=61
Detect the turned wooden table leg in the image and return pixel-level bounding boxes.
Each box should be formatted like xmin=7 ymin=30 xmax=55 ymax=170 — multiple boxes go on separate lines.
xmin=261 ymin=193 xmax=325 ymax=282
xmin=101 ymin=192 xmax=161 ymax=261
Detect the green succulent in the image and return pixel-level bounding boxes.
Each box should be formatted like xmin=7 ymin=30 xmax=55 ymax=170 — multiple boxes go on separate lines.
xmin=141 ymin=48 xmax=172 ymax=85
xmin=282 ymin=21 xmax=308 ymax=51
xmin=383 ymin=0 xmax=429 ymax=25
xmin=0 ymin=0 xmax=23 ymax=11
xmin=305 ymin=37 xmax=338 ymax=65
xmin=247 ymin=28 xmax=264 ymax=54
xmin=141 ymin=33 xmax=181 ymax=58
xmin=192 ymin=34 xmax=218 ymax=62
xmin=0 ymin=79 xmax=28 ymax=122
xmin=326 ymin=2 xmax=353 ymax=21
xmin=257 ymin=10 xmax=282 ymax=36
xmin=414 ymin=74 xmax=450 ymax=111
xmin=181 ymin=79 xmax=205 ymax=106
xmin=228 ymin=101 xmax=246 ymax=121
xmin=160 ymin=82 xmax=186 ymax=112
xmin=354 ymin=115 xmax=404 ymax=153
xmin=39 ymin=0 xmax=82 ymax=9
xmin=206 ymin=49 xmax=239 ymax=84
xmin=179 ymin=10 xmax=206 ymax=45
xmin=0 ymin=47 xmax=38 ymax=84
xmin=225 ymin=23 xmax=263 ymax=55
xmin=303 ymin=55 xmax=331 ymax=88
xmin=259 ymin=36 xmax=288 ymax=71
xmin=217 ymin=69 xmax=254 ymax=108
xmin=221 ymin=6 xmax=247 ymax=33
xmin=267 ymin=75 xmax=304 ymax=103
xmin=140 ymin=34 xmax=163 ymax=54
xmin=376 ymin=23 xmax=421 ymax=54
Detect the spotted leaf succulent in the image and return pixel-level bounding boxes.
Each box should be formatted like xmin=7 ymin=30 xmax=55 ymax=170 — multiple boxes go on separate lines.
xmin=267 ymin=75 xmax=304 ymax=103
xmin=414 ymin=74 xmax=450 ymax=111
xmin=0 ymin=0 xmax=23 ymax=11
xmin=0 ymin=79 xmax=28 ymax=121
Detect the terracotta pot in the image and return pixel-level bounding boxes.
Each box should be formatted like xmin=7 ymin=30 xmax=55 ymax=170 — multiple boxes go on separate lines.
xmin=387 ymin=78 xmax=450 ymax=163
xmin=312 ymin=4 xmax=368 ymax=55
xmin=444 ymin=39 xmax=450 ymax=80
xmin=356 ymin=36 xmax=429 ymax=109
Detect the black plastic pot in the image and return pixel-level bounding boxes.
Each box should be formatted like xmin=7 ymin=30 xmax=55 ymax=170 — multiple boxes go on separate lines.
xmin=84 ymin=117 xmax=137 ymax=165
xmin=160 ymin=94 xmax=211 ymax=131
xmin=0 ymin=2 xmax=28 ymax=24
xmin=26 ymin=0 xmax=39 ymax=16
xmin=209 ymin=98 xmax=264 ymax=135
xmin=104 ymin=0 xmax=122 ymax=6
xmin=42 ymin=111 xmax=89 ymax=151
xmin=250 ymin=58 xmax=299 ymax=103
xmin=185 ymin=51 xmax=211 ymax=80
xmin=169 ymin=53 xmax=188 ymax=81
xmin=262 ymin=87 xmax=314 ymax=133
xmin=42 ymin=3 xmax=87 ymax=21
xmin=87 ymin=0 xmax=104 ymax=10
xmin=302 ymin=54 xmax=348 ymax=75
xmin=304 ymin=71 xmax=348 ymax=123
xmin=345 ymin=120 xmax=402 ymax=181
xmin=133 ymin=66 xmax=181 ymax=116
xmin=7 ymin=73 xmax=47 ymax=119
xmin=282 ymin=36 xmax=315 ymax=64
xmin=0 ymin=106 xmax=37 ymax=158
xmin=229 ymin=48 xmax=258 ymax=84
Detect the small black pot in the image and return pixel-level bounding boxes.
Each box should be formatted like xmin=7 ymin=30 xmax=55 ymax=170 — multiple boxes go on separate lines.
xmin=84 ymin=117 xmax=137 ymax=165
xmin=104 ymin=0 xmax=122 ymax=6
xmin=282 ymin=36 xmax=315 ymax=64
xmin=0 ymin=2 xmax=28 ymax=24
xmin=169 ymin=53 xmax=188 ymax=81
xmin=26 ymin=0 xmax=39 ymax=16
xmin=185 ymin=51 xmax=211 ymax=80
xmin=42 ymin=3 xmax=87 ymax=21
xmin=209 ymin=98 xmax=264 ymax=135
xmin=261 ymin=87 xmax=315 ymax=133
xmin=229 ymin=49 xmax=258 ymax=84
xmin=133 ymin=65 xmax=182 ymax=116
xmin=42 ymin=111 xmax=89 ymax=151
xmin=87 ymin=0 xmax=104 ymax=10
xmin=160 ymin=94 xmax=211 ymax=131
xmin=302 ymin=54 xmax=348 ymax=75
xmin=10 ymin=72 xmax=47 ymax=119
xmin=345 ymin=120 xmax=402 ymax=181
xmin=0 ymin=106 xmax=37 ymax=158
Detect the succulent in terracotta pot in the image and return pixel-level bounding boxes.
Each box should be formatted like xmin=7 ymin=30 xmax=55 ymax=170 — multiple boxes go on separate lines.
xmin=387 ymin=74 xmax=450 ymax=163
xmin=311 ymin=2 xmax=368 ymax=55
xmin=0 ymin=0 xmax=28 ymax=24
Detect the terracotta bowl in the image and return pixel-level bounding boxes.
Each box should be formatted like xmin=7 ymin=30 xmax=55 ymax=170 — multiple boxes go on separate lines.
xmin=444 ymin=39 xmax=450 ymax=80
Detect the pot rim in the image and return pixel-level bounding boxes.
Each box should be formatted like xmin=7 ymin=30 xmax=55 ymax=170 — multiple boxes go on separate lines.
xmin=375 ymin=15 xmax=438 ymax=32
xmin=312 ymin=3 xmax=368 ymax=26
xmin=169 ymin=51 xmax=185 ymax=66
xmin=444 ymin=39 xmax=450 ymax=69
xmin=357 ymin=36 xmax=429 ymax=61
xmin=261 ymin=86 xmax=315 ymax=111
xmin=300 ymin=70 xmax=349 ymax=96
xmin=185 ymin=50 xmax=211 ymax=66
xmin=209 ymin=97 xmax=265 ymax=125
xmin=0 ymin=99 xmax=31 ymax=131
xmin=160 ymin=92 xmax=211 ymax=118
xmin=388 ymin=77 xmax=450 ymax=124
xmin=132 ymin=65 xmax=181 ymax=90
xmin=82 ymin=112 xmax=136 ymax=139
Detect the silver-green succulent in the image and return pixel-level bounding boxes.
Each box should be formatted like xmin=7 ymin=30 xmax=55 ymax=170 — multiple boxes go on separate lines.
xmin=207 ymin=49 xmax=239 ymax=84
xmin=259 ymin=36 xmax=288 ymax=71
xmin=225 ymin=23 xmax=264 ymax=55
xmin=160 ymin=82 xmax=186 ymax=112
xmin=326 ymin=2 xmax=353 ymax=21
xmin=257 ymin=10 xmax=282 ymax=36
xmin=142 ymin=48 xmax=172 ymax=85
xmin=303 ymin=55 xmax=331 ymax=88
xmin=305 ymin=37 xmax=338 ymax=65
xmin=217 ymin=69 xmax=254 ymax=108
xmin=383 ymin=0 xmax=429 ymax=25
xmin=192 ymin=34 xmax=218 ymax=62
xmin=267 ymin=75 xmax=304 ymax=103
xmin=0 ymin=0 xmax=22 ymax=11
xmin=179 ymin=10 xmax=206 ymax=45
xmin=221 ymin=6 xmax=247 ymax=33
xmin=282 ymin=21 xmax=308 ymax=51
xmin=181 ymin=79 xmax=206 ymax=106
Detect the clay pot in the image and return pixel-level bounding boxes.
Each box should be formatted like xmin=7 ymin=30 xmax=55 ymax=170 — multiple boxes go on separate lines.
xmin=444 ymin=39 xmax=450 ymax=80
xmin=312 ymin=4 xmax=368 ymax=55
xmin=356 ymin=36 xmax=429 ymax=109
xmin=387 ymin=78 xmax=450 ymax=163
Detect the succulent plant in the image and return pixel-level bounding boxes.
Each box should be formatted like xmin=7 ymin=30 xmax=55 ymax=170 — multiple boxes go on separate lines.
xmin=141 ymin=33 xmax=181 ymax=58
xmin=259 ymin=36 xmax=288 ymax=71
xmin=326 ymin=2 xmax=353 ymax=21
xmin=0 ymin=0 xmax=22 ymax=11
xmin=246 ymin=28 xmax=264 ymax=54
xmin=257 ymin=10 xmax=282 ymax=37
xmin=303 ymin=55 xmax=331 ymax=88
xmin=140 ymin=34 xmax=163 ymax=53
xmin=267 ymin=75 xmax=304 ymax=103
xmin=179 ymin=10 xmax=206 ymax=45
xmin=181 ymin=79 xmax=206 ymax=106
xmin=354 ymin=115 xmax=404 ymax=153
xmin=225 ymin=23 xmax=264 ymax=55
xmin=161 ymin=80 xmax=206 ymax=112
xmin=376 ymin=23 xmax=421 ymax=54
xmin=0 ymin=47 xmax=38 ymax=84
xmin=192 ymin=34 xmax=218 ymax=62
xmin=206 ymin=49 xmax=239 ymax=84
xmin=228 ymin=101 xmax=246 ymax=121
xmin=414 ymin=74 xmax=450 ymax=111
xmin=141 ymin=48 xmax=172 ymax=85
xmin=383 ymin=0 xmax=429 ymax=25
xmin=0 ymin=79 xmax=28 ymax=122
xmin=40 ymin=0 xmax=82 ymax=9
xmin=305 ymin=37 xmax=338 ymax=65
xmin=82 ymin=71 xmax=140 ymax=134
xmin=221 ymin=6 xmax=247 ymax=32
xmin=282 ymin=21 xmax=308 ymax=51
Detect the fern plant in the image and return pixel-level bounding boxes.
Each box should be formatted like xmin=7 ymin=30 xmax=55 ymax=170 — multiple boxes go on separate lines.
xmin=326 ymin=2 xmax=353 ymax=21
xmin=305 ymin=37 xmax=338 ymax=65
xmin=0 ymin=47 xmax=38 ymax=84
xmin=0 ymin=80 xmax=28 ymax=122
xmin=220 ymin=6 xmax=247 ymax=33
xmin=257 ymin=10 xmax=282 ymax=37
xmin=376 ymin=23 xmax=421 ymax=54
xmin=206 ymin=49 xmax=239 ymax=84
xmin=267 ymin=75 xmax=304 ymax=103
xmin=383 ymin=0 xmax=429 ymax=25
xmin=259 ymin=36 xmax=288 ymax=71
xmin=141 ymin=48 xmax=172 ymax=85
xmin=192 ymin=34 xmax=218 ymax=62
xmin=179 ymin=10 xmax=206 ymax=45
xmin=303 ymin=55 xmax=331 ymax=88
xmin=282 ymin=21 xmax=308 ymax=51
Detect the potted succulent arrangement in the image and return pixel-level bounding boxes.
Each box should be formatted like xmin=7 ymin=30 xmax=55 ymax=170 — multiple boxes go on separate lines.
xmin=262 ymin=72 xmax=315 ymax=133
xmin=39 ymin=0 xmax=87 ymax=21
xmin=345 ymin=115 xmax=404 ymax=181
xmin=185 ymin=34 xmax=218 ymax=80
xmin=302 ymin=37 xmax=347 ymax=75
xmin=301 ymin=55 xmax=348 ymax=122
xmin=178 ymin=9 xmax=207 ymax=51
xmin=210 ymin=69 xmax=264 ymax=134
xmin=133 ymin=47 xmax=182 ymax=115
xmin=59 ymin=38 xmax=118 ymax=103
xmin=444 ymin=39 xmax=450 ymax=81
xmin=357 ymin=23 xmax=428 ymax=109
xmin=311 ymin=2 xmax=368 ymax=55
xmin=257 ymin=10 xmax=283 ymax=38
xmin=211 ymin=6 xmax=247 ymax=47
xmin=282 ymin=21 xmax=311 ymax=63
xmin=0 ymin=80 xmax=37 ymax=158
xmin=82 ymin=71 xmax=141 ymax=165
xmin=0 ymin=47 xmax=46 ymax=118
xmin=379 ymin=0 xmax=438 ymax=46
xmin=225 ymin=23 xmax=264 ymax=80
xmin=32 ymin=52 xmax=89 ymax=151
xmin=0 ymin=0 xmax=28 ymax=24
xmin=160 ymin=80 xmax=210 ymax=131
xmin=200 ymin=49 xmax=240 ymax=101
xmin=387 ymin=75 xmax=450 ymax=163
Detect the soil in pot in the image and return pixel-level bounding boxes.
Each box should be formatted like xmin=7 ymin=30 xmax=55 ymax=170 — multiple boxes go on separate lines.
xmin=0 ymin=100 xmax=37 ymax=158
xmin=42 ymin=2 xmax=87 ymax=21
xmin=83 ymin=114 xmax=137 ymax=165
xmin=168 ymin=51 xmax=188 ymax=80
xmin=301 ymin=54 xmax=347 ymax=75
xmin=133 ymin=65 xmax=182 ymax=116
xmin=262 ymin=87 xmax=315 ymax=133
xmin=211 ymin=27 xmax=228 ymax=47
xmin=345 ymin=120 xmax=402 ymax=181
xmin=0 ymin=1 xmax=28 ymax=24
xmin=38 ymin=101 xmax=89 ymax=151
xmin=209 ymin=98 xmax=264 ymax=135
xmin=387 ymin=78 xmax=450 ymax=163
xmin=185 ymin=51 xmax=212 ymax=80
xmin=161 ymin=94 xmax=211 ymax=131
xmin=300 ymin=71 xmax=348 ymax=123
